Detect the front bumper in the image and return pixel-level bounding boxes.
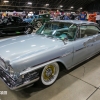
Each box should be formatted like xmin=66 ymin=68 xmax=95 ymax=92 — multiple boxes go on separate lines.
xmin=0 ymin=68 xmax=39 ymax=90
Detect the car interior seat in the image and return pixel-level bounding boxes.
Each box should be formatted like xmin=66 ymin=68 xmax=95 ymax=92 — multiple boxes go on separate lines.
xmin=67 ymin=27 xmax=76 ymax=39
xmin=84 ymin=29 xmax=98 ymax=36
xmin=80 ymin=28 xmax=86 ymax=38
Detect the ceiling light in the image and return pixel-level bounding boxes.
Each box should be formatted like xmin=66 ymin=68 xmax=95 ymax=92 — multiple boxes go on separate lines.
xmin=4 ymin=0 xmax=9 ymax=3
xmin=45 ymin=4 xmax=49 ymax=6
xmin=28 ymin=2 xmax=32 ymax=5
xmin=80 ymin=7 xmax=83 ymax=9
xmin=60 ymin=5 xmax=63 ymax=8
xmin=71 ymin=6 xmax=74 ymax=9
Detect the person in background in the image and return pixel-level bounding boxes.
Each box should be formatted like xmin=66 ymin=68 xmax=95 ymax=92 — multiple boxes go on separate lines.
xmin=86 ymin=12 xmax=89 ymax=21
xmin=64 ymin=13 xmax=70 ymax=20
xmin=70 ymin=13 xmax=75 ymax=20
xmin=88 ymin=12 xmax=96 ymax=22
xmin=96 ymin=12 xmax=100 ymax=25
xmin=79 ymin=12 xmax=86 ymax=20
xmin=84 ymin=11 xmax=88 ymax=20
xmin=53 ymin=13 xmax=60 ymax=20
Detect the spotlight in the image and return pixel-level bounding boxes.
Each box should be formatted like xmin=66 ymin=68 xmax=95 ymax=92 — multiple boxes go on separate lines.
xmin=60 ymin=5 xmax=63 ymax=8
xmin=80 ymin=7 xmax=83 ymax=9
xmin=45 ymin=4 xmax=49 ymax=6
xmin=71 ymin=6 xmax=74 ymax=9
xmin=4 ymin=0 xmax=9 ymax=3
xmin=28 ymin=2 xmax=32 ymax=5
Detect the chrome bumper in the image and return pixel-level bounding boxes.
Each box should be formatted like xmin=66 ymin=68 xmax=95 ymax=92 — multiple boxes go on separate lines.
xmin=0 ymin=68 xmax=39 ymax=90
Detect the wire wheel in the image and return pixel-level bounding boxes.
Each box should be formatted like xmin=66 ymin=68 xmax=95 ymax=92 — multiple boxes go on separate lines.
xmin=41 ymin=62 xmax=59 ymax=86
xmin=36 ymin=21 xmax=42 ymax=28
xmin=25 ymin=26 xmax=33 ymax=34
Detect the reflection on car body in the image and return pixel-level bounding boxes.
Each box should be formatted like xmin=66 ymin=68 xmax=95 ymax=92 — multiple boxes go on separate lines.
xmin=0 ymin=20 xmax=100 ymax=90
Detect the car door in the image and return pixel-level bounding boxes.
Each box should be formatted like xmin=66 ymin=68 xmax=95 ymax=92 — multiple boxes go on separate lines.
xmin=72 ymin=36 xmax=88 ymax=66
xmin=53 ymin=23 xmax=75 ymax=68
xmin=80 ymin=25 xmax=95 ymax=57
xmin=80 ymin=25 xmax=100 ymax=57
xmin=17 ymin=17 xmax=28 ymax=31
xmin=86 ymin=25 xmax=100 ymax=53
xmin=72 ymin=25 xmax=93 ymax=66
xmin=72 ymin=25 xmax=100 ymax=66
xmin=12 ymin=17 xmax=22 ymax=32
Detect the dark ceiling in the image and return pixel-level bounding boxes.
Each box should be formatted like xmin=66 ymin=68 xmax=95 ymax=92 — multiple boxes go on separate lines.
xmin=0 ymin=0 xmax=98 ymax=11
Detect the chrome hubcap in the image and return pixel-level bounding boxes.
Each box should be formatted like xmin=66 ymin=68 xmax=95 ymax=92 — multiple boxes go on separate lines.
xmin=43 ymin=65 xmax=55 ymax=82
xmin=27 ymin=28 xmax=31 ymax=32
xmin=37 ymin=22 xmax=42 ymax=27
xmin=41 ymin=63 xmax=59 ymax=86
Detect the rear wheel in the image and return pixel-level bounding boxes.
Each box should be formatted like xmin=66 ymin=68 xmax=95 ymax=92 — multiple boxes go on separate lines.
xmin=25 ymin=26 xmax=33 ymax=34
xmin=40 ymin=62 xmax=59 ymax=86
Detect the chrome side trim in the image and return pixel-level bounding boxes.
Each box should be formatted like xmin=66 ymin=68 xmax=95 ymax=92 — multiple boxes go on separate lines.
xmin=20 ymin=60 xmax=58 ymax=75
xmin=75 ymin=47 xmax=86 ymax=52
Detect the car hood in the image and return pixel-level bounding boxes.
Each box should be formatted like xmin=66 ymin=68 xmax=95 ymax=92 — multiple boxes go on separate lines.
xmin=0 ymin=34 xmax=64 ymax=71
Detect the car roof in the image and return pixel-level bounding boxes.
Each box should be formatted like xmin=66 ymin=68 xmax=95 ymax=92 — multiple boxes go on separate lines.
xmin=50 ymin=20 xmax=97 ymax=25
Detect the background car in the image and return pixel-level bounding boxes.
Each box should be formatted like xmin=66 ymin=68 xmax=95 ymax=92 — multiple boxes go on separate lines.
xmin=23 ymin=15 xmax=39 ymax=23
xmin=0 ymin=16 xmax=34 ymax=36
xmin=31 ymin=13 xmax=51 ymax=27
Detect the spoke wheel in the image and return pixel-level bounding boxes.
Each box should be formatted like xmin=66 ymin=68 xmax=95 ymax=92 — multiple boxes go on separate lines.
xmin=36 ymin=21 xmax=42 ymax=28
xmin=41 ymin=63 xmax=59 ymax=86
xmin=25 ymin=26 xmax=33 ymax=34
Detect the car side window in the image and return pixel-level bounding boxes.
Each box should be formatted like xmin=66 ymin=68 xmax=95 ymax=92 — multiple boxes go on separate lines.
xmin=87 ymin=26 xmax=100 ymax=31
xmin=12 ymin=17 xmax=22 ymax=23
xmin=54 ymin=25 xmax=77 ymax=40
xmin=80 ymin=25 xmax=100 ymax=38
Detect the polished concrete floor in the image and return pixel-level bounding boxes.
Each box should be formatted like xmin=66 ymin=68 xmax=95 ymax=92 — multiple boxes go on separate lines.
xmin=0 ymin=35 xmax=100 ymax=100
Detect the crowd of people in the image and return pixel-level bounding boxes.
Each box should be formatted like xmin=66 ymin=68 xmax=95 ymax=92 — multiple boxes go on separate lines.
xmin=0 ymin=11 xmax=100 ymax=25
xmin=50 ymin=11 xmax=100 ymax=25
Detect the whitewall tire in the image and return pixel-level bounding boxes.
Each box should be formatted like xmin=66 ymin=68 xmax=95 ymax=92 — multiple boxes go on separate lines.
xmin=41 ymin=62 xmax=59 ymax=86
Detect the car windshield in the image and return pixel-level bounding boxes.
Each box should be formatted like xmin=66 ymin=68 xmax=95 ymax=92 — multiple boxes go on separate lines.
xmin=36 ymin=22 xmax=77 ymax=40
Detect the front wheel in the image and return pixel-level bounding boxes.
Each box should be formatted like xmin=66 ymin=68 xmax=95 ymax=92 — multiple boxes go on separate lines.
xmin=40 ymin=62 xmax=59 ymax=86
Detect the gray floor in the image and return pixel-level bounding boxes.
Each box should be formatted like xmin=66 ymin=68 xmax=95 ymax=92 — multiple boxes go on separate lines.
xmin=0 ymin=35 xmax=100 ymax=100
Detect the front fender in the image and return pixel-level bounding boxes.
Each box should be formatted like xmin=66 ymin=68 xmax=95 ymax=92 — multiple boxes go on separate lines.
xmin=20 ymin=58 xmax=67 ymax=75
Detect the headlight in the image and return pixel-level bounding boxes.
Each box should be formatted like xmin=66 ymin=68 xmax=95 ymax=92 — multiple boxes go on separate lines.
xmin=6 ymin=65 xmax=15 ymax=78
xmin=9 ymin=67 xmax=15 ymax=78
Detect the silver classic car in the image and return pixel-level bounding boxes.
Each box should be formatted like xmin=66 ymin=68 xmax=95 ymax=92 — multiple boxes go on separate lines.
xmin=0 ymin=20 xmax=100 ymax=90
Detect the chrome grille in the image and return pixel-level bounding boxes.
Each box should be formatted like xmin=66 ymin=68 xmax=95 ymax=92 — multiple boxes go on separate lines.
xmin=0 ymin=58 xmax=6 ymax=69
